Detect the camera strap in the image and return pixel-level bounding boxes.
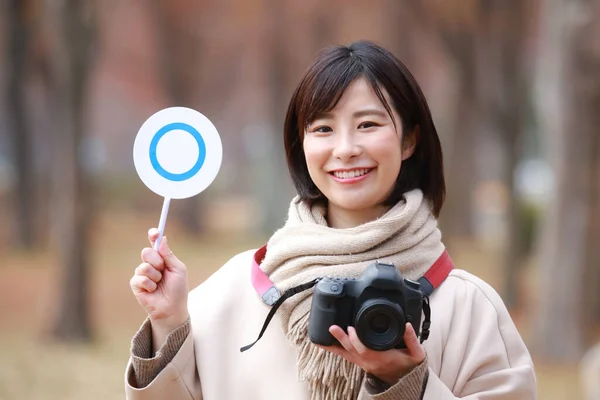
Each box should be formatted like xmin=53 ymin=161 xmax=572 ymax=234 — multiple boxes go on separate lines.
xmin=420 ymin=296 xmax=431 ymax=344
xmin=240 ymin=278 xmax=320 ymax=352
xmin=416 ymin=250 xmax=454 ymax=344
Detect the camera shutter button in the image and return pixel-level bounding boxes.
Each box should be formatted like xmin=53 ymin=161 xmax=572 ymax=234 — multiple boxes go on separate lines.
xmin=330 ymin=284 xmax=340 ymax=292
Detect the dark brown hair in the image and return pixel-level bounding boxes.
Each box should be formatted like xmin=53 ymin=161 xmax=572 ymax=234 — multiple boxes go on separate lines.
xmin=283 ymin=40 xmax=445 ymax=217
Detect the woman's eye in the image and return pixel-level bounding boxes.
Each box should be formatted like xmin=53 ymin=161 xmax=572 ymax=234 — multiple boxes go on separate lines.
xmin=358 ymin=121 xmax=379 ymax=129
xmin=313 ymin=126 xmax=332 ymax=133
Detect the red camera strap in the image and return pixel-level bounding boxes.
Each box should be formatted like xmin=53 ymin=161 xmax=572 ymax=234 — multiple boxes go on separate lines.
xmin=250 ymin=245 xmax=454 ymax=306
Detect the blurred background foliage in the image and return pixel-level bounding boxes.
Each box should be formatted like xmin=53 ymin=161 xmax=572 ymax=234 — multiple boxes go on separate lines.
xmin=0 ymin=0 xmax=599 ymax=398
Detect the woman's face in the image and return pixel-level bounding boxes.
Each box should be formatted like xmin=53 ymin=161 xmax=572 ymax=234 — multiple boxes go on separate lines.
xmin=303 ymin=78 xmax=416 ymax=226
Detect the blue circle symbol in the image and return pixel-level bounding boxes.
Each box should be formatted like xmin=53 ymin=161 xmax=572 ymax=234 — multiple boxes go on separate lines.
xmin=149 ymin=122 xmax=206 ymax=182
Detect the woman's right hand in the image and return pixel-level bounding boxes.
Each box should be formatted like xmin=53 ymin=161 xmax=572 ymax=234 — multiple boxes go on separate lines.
xmin=130 ymin=228 xmax=190 ymax=347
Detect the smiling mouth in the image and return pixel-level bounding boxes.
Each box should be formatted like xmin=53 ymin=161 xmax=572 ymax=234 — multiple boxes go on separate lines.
xmin=330 ymin=168 xmax=374 ymax=179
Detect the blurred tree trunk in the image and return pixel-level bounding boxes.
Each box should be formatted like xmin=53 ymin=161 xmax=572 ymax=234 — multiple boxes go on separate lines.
xmin=441 ymin=73 xmax=478 ymax=242
xmin=388 ymin=0 xmax=416 ymax=64
xmin=404 ymin=1 xmax=480 ymax=244
xmin=572 ymin=0 xmax=600 ymax=343
xmin=6 ymin=0 xmax=35 ymax=249
xmin=478 ymin=1 xmax=532 ymax=309
xmin=583 ymin=122 xmax=600 ymax=342
xmin=261 ymin=0 xmax=290 ymax=234
xmin=152 ymin=0 xmax=205 ymax=234
xmin=534 ymin=0 xmax=600 ymax=361
xmin=47 ymin=0 xmax=96 ymax=342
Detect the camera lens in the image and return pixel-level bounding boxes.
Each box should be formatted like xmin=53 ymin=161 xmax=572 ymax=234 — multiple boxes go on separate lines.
xmin=369 ymin=314 xmax=391 ymax=334
xmin=355 ymin=299 xmax=405 ymax=351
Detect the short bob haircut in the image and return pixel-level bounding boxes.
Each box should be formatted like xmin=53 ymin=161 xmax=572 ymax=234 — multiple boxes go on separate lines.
xmin=283 ymin=40 xmax=445 ymax=217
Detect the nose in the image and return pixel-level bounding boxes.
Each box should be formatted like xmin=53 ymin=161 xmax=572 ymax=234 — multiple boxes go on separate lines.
xmin=331 ymin=131 xmax=361 ymax=161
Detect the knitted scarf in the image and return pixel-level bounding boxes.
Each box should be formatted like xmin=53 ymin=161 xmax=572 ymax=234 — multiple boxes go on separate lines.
xmin=259 ymin=189 xmax=445 ymax=400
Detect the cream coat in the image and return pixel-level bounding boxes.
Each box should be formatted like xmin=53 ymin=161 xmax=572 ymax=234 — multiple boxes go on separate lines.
xmin=125 ymin=250 xmax=537 ymax=399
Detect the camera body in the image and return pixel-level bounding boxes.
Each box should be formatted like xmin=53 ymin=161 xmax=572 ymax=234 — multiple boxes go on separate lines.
xmin=308 ymin=261 xmax=424 ymax=351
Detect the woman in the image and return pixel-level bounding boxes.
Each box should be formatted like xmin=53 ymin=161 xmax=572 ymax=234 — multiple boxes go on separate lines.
xmin=126 ymin=40 xmax=537 ymax=399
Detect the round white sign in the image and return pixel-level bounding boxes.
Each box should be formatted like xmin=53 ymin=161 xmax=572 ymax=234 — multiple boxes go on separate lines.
xmin=133 ymin=107 xmax=223 ymax=199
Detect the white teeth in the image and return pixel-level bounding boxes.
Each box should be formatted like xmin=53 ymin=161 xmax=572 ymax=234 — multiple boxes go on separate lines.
xmin=333 ymin=169 xmax=371 ymax=179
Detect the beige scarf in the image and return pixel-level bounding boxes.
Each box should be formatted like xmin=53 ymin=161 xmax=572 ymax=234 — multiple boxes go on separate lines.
xmin=259 ymin=189 xmax=445 ymax=399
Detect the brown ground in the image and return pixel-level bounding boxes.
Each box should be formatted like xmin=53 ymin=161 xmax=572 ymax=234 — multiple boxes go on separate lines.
xmin=0 ymin=211 xmax=583 ymax=399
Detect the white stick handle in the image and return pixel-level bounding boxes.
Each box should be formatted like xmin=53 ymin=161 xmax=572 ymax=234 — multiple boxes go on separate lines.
xmin=154 ymin=197 xmax=171 ymax=251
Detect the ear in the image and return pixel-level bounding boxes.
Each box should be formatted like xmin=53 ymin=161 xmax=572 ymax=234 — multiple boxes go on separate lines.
xmin=401 ymin=126 xmax=420 ymax=161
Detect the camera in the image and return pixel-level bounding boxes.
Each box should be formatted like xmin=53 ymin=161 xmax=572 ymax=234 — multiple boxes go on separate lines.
xmin=307 ymin=261 xmax=424 ymax=351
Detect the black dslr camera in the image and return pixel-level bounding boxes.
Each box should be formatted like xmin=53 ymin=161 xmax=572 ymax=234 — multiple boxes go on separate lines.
xmin=308 ymin=261 xmax=425 ymax=351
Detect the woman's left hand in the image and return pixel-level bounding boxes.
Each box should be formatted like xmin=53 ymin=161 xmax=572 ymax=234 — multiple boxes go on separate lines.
xmin=317 ymin=323 xmax=426 ymax=386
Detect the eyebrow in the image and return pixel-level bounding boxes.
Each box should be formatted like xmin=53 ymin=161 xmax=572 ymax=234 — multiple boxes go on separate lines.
xmin=312 ymin=108 xmax=389 ymax=121
xmin=353 ymin=109 xmax=389 ymax=119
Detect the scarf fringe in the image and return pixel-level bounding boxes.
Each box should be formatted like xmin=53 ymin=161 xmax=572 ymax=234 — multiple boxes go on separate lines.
xmin=289 ymin=314 xmax=364 ymax=400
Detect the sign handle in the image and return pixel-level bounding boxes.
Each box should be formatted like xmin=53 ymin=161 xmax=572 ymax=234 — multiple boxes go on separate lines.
xmin=154 ymin=197 xmax=171 ymax=251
